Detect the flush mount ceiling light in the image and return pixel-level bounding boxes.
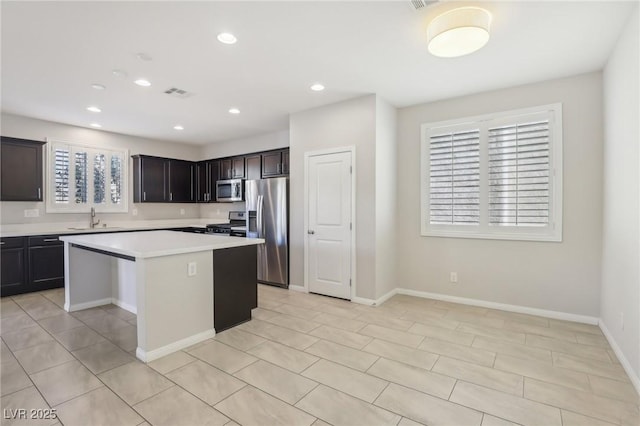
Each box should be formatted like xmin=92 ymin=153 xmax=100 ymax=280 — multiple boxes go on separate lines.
xmin=228 ymin=108 xmax=240 ymax=114
xmin=86 ymin=106 xmax=101 ymax=113
xmin=310 ymin=83 xmax=325 ymax=92
xmin=90 ymin=123 xmax=102 ymax=128
xmin=134 ymin=79 xmax=151 ymax=87
xmin=427 ymin=7 xmax=492 ymax=58
xmin=173 ymin=125 xmax=184 ymax=130
xmin=217 ymin=33 xmax=237 ymax=44
xmin=91 ymin=83 xmax=106 ymax=90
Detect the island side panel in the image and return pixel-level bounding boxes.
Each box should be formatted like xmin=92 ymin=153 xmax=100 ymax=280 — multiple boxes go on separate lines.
xmin=64 ymin=243 xmax=113 ymax=312
xmin=136 ymin=250 xmax=214 ymax=362
xmin=213 ymin=244 xmax=258 ymax=332
xmin=111 ymin=258 xmax=137 ymax=314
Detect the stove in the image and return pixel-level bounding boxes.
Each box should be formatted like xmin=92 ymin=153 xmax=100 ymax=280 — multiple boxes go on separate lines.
xmin=207 ymin=211 xmax=247 ymax=237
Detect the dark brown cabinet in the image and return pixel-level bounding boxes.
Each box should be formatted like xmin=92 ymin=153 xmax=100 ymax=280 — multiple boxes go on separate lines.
xmin=1 ymin=235 xmax=64 ymax=297
xmin=132 ymin=155 xmax=194 ymax=203
xmin=168 ymin=160 xmax=194 ymax=202
xmin=1 ymin=137 xmax=45 ymax=201
xmin=1 ymin=237 xmax=27 ymax=296
xmin=196 ymin=160 xmax=219 ymax=202
xmin=245 ymin=154 xmax=261 ymax=180
xmin=220 ymin=156 xmax=246 ymax=180
xmin=262 ymin=149 xmax=289 ymax=177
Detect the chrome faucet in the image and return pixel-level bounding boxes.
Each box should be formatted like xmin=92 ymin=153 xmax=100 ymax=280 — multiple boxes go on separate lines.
xmin=90 ymin=207 xmax=101 ymax=229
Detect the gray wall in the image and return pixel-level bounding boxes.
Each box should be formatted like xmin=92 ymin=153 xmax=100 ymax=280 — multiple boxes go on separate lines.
xmin=601 ymin=9 xmax=640 ymax=383
xmin=0 ymin=113 xmax=202 ymax=224
xmin=396 ymin=72 xmax=604 ymax=317
xmin=290 ymin=95 xmax=377 ymax=299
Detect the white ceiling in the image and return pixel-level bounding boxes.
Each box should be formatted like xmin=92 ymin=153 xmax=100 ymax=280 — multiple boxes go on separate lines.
xmin=1 ymin=1 xmax=634 ymax=145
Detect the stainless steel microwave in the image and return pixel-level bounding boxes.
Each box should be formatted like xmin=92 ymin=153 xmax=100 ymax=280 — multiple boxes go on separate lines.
xmin=216 ymin=179 xmax=244 ymax=202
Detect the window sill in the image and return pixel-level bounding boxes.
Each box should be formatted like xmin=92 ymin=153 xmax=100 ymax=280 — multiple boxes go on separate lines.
xmin=421 ymin=229 xmax=562 ymax=243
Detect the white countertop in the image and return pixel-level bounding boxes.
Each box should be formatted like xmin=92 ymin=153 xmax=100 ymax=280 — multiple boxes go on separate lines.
xmin=0 ymin=218 xmax=227 ymax=238
xmin=59 ymin=230 xmax=264 ymax=259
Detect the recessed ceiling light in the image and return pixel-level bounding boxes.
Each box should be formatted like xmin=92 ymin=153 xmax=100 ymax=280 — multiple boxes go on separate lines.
xmin=91 ymin=83 xmax=106 ymax=90
xmin=310 ymin=83 xmax=325 ymax=91
xmin=136 ymin=52 xmax=153 ymax=61
xmin=134 ymin=79 xmax=151 ymax=87
xmin=86 ymin=106 xmax=101 ymax=113
xmin=228 ymin=108 xmax=240 ymax=114
xmin=90 ymin=123 xmax=102 ymax=128
xmin=112 ymin=69 xmax=128 ymax=78
xmin=173 ymin=125 xmax=184 ymax=130
xmin=217 ymin=33 xmax=237 ymax=44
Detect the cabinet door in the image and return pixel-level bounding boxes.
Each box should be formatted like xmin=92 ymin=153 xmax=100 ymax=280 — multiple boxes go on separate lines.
xmin=282 ymin=150 xmax=289 ymax=175
xmin=196 ymin=162 xmax=208 ymax=202
xmin=220 ymin=159 xmax=233 ymax=180
xmin=209 ymin=160 xmax=220 ymax=201
xmin=139 ymin=157 xmax=167 ymax=202
xmin=1 ymin=247 xmax=26 ymax=297
xmin=231 ymin=156 xmax=246 ymax=179
xmin=1 ymin=137 xmax=44 ymax=201
xmin=245 ymin=155 xmax=261 ymax=181
xmin=261 ymin=151 xmax=282 ymax=177
xmin=168 ymin=160 xmax=194 ymax=202
xmin=28 ymin=245 xmax=64 ymax=291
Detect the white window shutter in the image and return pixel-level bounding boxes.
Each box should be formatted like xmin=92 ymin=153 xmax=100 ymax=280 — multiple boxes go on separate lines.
xmin=488 ymin=118 xmax=551 ymax=227
xmin=428 ymin=128 xmax=480 ymax=225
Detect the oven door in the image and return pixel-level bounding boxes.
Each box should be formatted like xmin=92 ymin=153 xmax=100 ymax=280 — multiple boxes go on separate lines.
xmin=216 ymin=179 xmax=244 ymax=202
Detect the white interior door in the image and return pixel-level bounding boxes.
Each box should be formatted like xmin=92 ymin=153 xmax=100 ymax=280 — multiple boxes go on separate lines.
xmin=306 ymin=150 xmax=352 ymax=299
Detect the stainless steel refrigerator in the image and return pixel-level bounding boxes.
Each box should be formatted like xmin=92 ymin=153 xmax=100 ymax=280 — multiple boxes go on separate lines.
xmin=245 ymin=177 xmax=288 ymax=288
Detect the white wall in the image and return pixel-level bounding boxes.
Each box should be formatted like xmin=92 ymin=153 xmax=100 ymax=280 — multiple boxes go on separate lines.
xmin=601 ymin=8 xmax=640 ymax=387
xmin=199 ymin=130 xmax=289 ymax=159
xmin=290 ymin=95 xmax=377 ymax=299
xmin=396 ymin=72 xmax=604 ymax=317
xmin=375 ymin=97 xmax=397 ymax=300
xmin=1 ymin=113 xmax=202 ymax=224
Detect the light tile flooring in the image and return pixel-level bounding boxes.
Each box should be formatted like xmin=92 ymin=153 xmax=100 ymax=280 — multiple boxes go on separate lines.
xmin=1 ymin=285 xmax=639 ymax=426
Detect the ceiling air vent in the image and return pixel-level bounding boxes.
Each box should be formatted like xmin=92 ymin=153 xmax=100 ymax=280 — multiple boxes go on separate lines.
xmin=409 ymin=0 xmax=439 ymax=11
xmin=164 ymin=87 xmax=194 ymax=99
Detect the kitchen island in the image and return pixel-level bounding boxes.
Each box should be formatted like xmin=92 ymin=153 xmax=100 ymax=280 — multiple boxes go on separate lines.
xmin=59 ymin=230 xmax=264 ymax=362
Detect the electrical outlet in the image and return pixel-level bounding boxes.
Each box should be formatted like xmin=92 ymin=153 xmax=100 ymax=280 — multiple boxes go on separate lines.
xmin=450 ymin=272 xmax=458 ymax=283
xmin=23 ymin=209 xmax=39 ymax=218
xmin=180 ymin=208 xmax=185 ymax=215
xmin=132 ymin=208 xmax=138 ymax=216
xmin=620 ymin=312 xmax=624 ymax=330
xmin=188 ymin=262 xmax=197 ymax=277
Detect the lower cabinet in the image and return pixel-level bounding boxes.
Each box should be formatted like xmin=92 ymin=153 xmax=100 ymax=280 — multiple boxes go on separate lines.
xmin=212 ymin=245 xmax=258 ymax=332
xmin=1 ymin=235 xmax=64 ymax=297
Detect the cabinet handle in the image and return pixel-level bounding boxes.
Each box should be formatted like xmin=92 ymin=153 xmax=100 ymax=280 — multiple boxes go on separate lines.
xmin=143 ymin=191 xmax=146 ymax=201
xmin=277 ymin=163 xmax=282 ymax=174
xmin=43 ymin=238 xmax=58 ymax=242
xmin=0 ymin=242 xmax=5 ymax=245
xmin=37 ymin=187 xmax=41 ymax=199
xmin=170 ymin=193 xmax=173 ymax=202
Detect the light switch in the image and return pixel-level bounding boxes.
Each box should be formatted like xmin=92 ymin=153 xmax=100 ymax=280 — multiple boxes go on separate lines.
xmin=188 ymin=262 xmax=197 ymax=276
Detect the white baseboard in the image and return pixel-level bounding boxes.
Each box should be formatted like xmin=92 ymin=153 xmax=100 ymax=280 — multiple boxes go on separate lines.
xmin=136 ymin=329 xmax=216 ymax=363
xmin=599 ymin=320 xmax=640 ymax=396
xmin=65 ymin=298 xmax=112 ymax=312
xmin=352 ymin=288 xmax=398 ymax=307
xmin=112 ymin=298 xmax=137 ymax=315
xmin=395 ymin=288 xmax=599 ymax=325
xmin=288 ymin=285 xmax=307 ymax=293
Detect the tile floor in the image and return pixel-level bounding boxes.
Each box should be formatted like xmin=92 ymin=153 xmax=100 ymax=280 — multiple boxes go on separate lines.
xmin=1 ymin=285 xmax=639 ymax=426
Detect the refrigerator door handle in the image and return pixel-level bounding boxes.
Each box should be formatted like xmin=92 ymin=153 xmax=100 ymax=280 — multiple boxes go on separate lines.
xmin=257 ymin=195 xmax=264 ymax=238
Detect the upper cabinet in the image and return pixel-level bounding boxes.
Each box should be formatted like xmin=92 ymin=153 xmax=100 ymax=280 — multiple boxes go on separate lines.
xmin=245 ymin=154 xmax=261 ymax=180
xmin=196 ymin=160 xmax=219 ymax=203
xmin=132 ymin=155 xmax=194 ymax=203
xmin=220 ymin=156 xmax=246 ymax=180
xmin=262 ymin=149 xmax=289 ymax=177
xmin=1 ymin=136 xmax=45 ymax=201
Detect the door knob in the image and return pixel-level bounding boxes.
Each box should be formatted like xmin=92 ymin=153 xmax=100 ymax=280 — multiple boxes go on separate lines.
xmin=307 ymin=230 xmax=315 ymax=235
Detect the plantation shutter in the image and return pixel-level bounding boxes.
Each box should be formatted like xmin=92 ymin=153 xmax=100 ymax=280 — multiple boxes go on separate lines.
xmin=54 ymin=148 xmax=70 ymax=203
xmin=488 ymin=117 xmax=551 ymax=227
xmin=428 ymin=127 xmax=480 ymax=225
